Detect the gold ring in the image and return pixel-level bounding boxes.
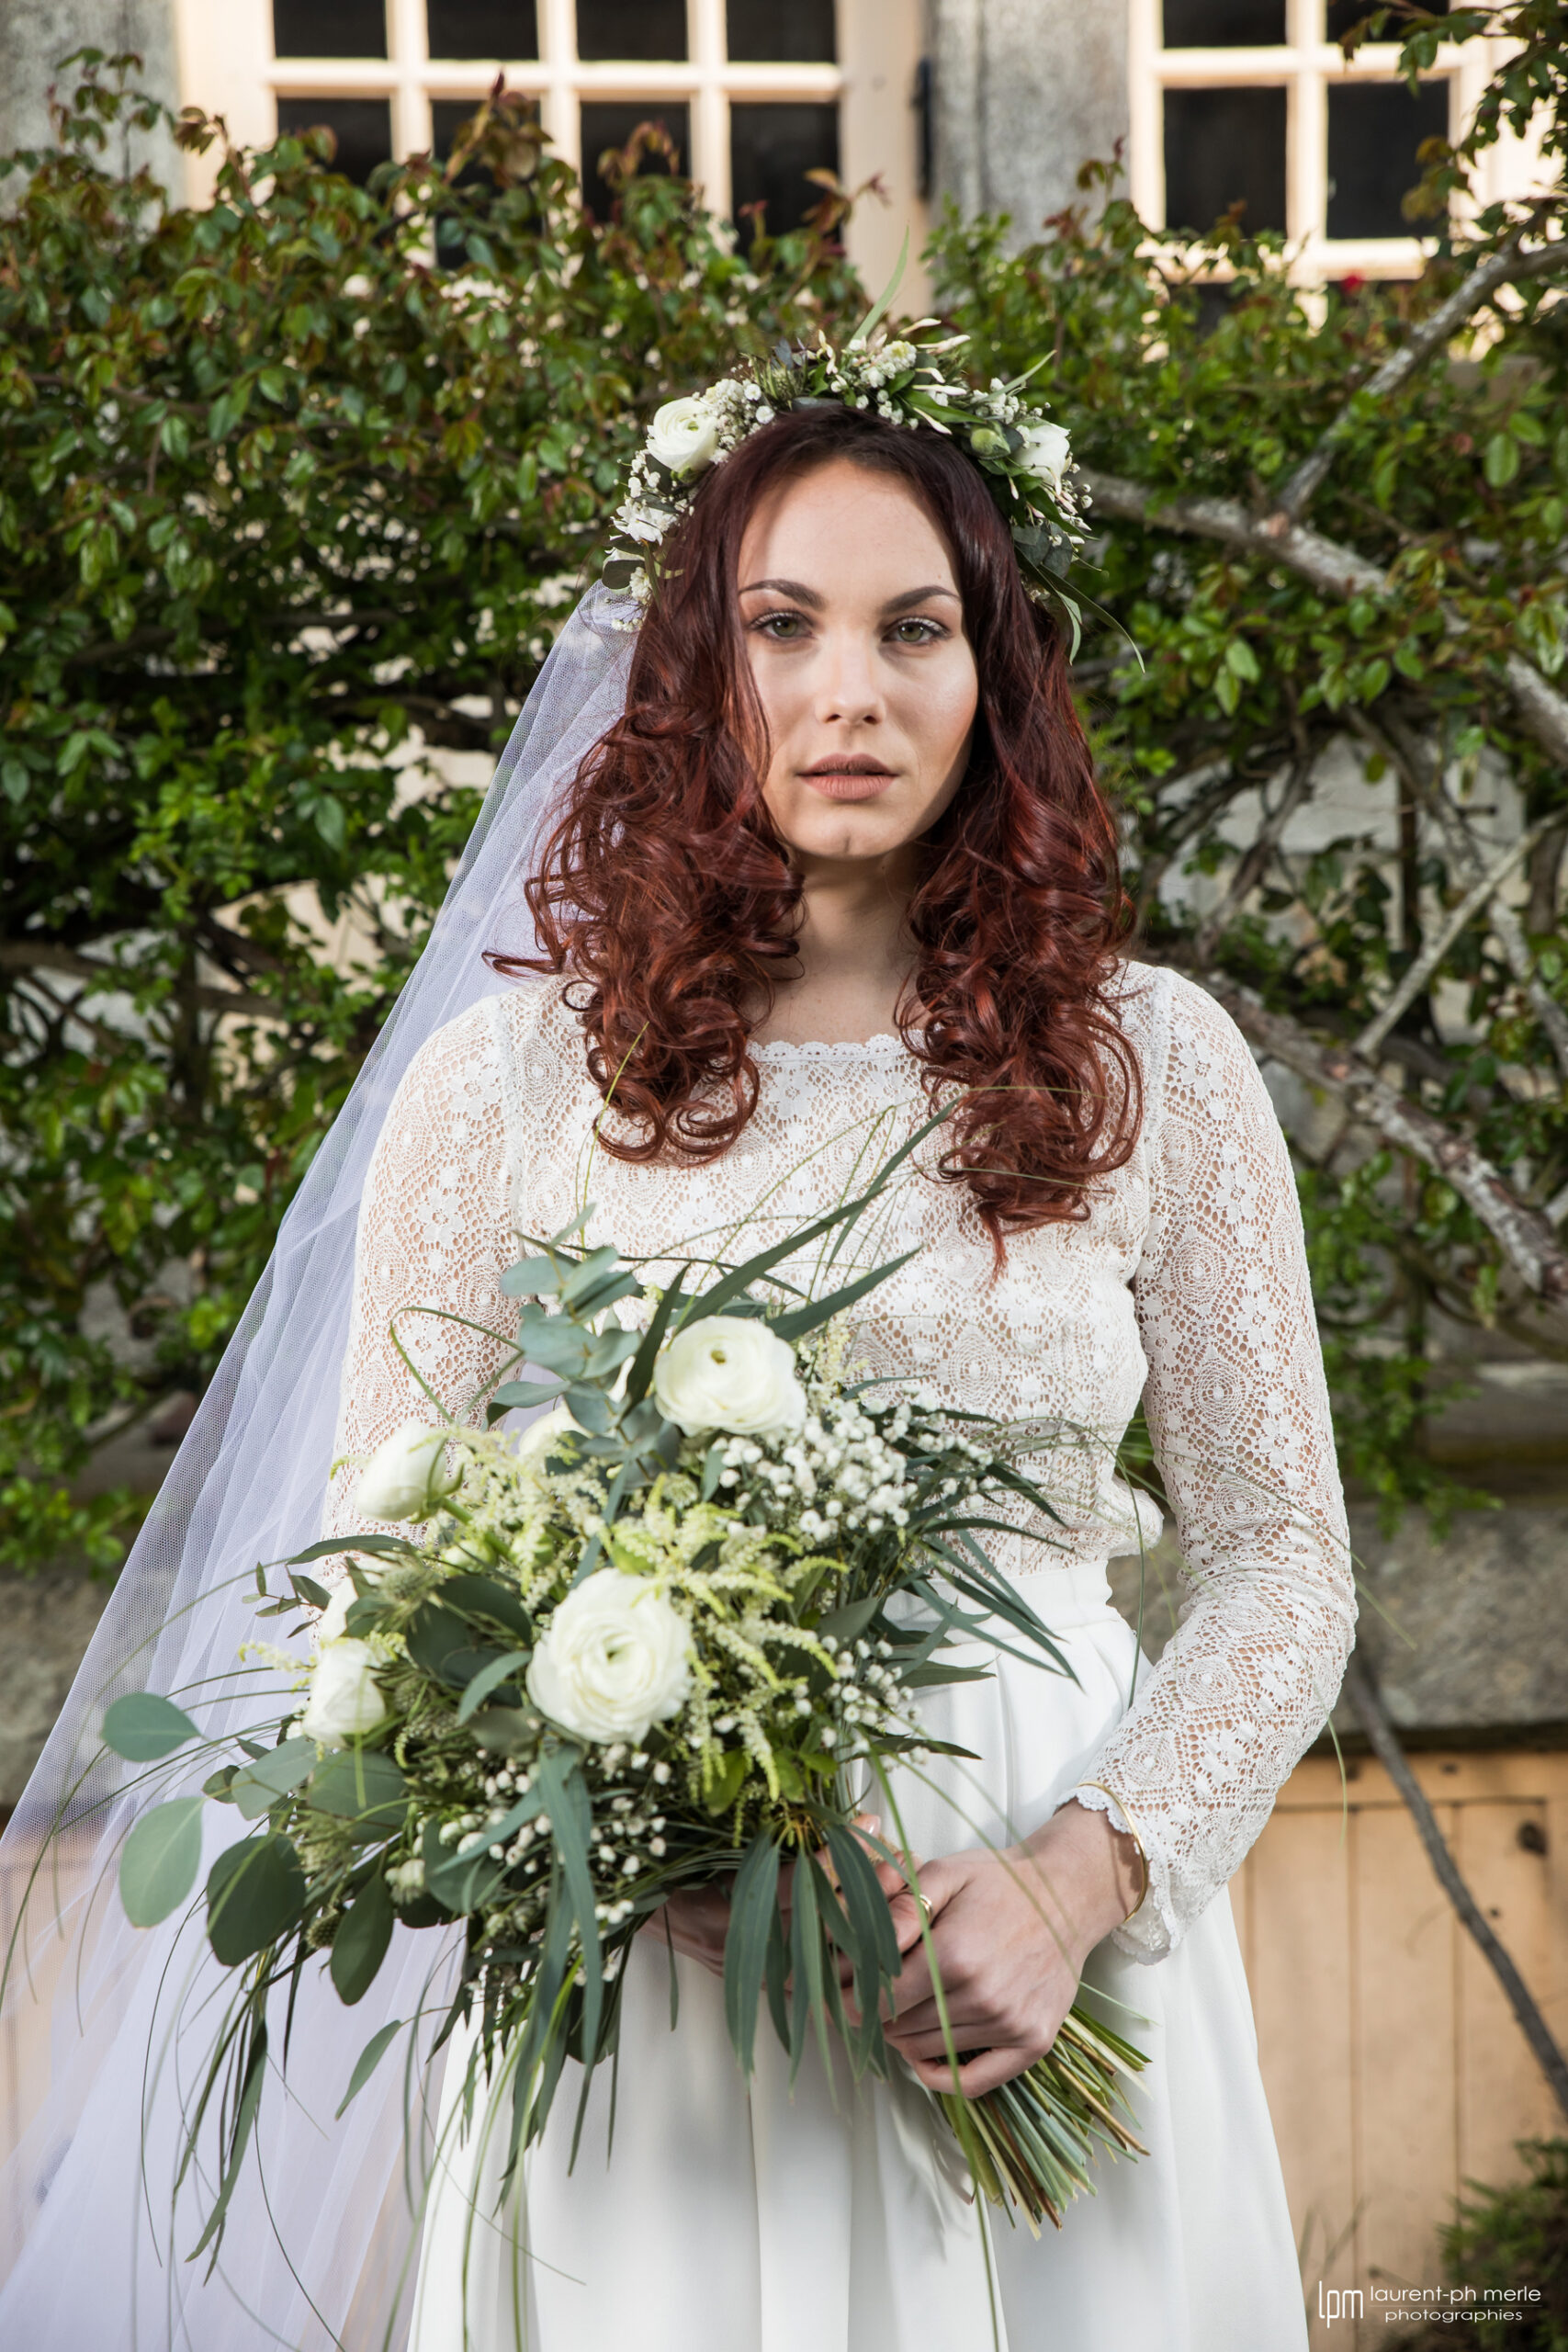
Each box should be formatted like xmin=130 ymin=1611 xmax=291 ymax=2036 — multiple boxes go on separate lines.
xmin=914 ymin=1889 xmax=933 ymax=1924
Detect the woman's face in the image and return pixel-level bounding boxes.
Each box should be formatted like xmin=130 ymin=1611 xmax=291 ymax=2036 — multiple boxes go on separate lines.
xmin=736 ymin=458 xmax=979 ymax=869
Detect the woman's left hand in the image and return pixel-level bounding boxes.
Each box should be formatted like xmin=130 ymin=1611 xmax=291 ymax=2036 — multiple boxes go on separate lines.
xmin=854 ymin=1798 xmax=1144 ymax=2098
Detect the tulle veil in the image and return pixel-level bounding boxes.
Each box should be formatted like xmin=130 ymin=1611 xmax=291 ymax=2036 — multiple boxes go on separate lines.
xmin=0 ymin=586 xmax=640 ymax=2349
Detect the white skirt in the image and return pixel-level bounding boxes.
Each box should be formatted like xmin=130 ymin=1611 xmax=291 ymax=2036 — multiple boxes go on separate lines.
xmin=409 ymin=1563 xmax=1309 ymax=2352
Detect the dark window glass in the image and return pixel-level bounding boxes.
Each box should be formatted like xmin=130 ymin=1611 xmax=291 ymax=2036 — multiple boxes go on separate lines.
xmin=580 ymin=100 xmax=690 ymax=218
xmin=1163 ymin=86 xmax=1286 ymax=232
xmin=276 ymin=96 xmax=393 ymax=184
xmin=1325 ymin=0 xmax=1456 ymax=33
xmin=730 ymin=102 xmax=839 ymax=244
xmin=273 ymin=0 xmax=387 ymax=56
xmin=1326 ymin=79 xmax=1450 ymax=238
xmin=576 ymin=0 xmax=686 ymax=60
xmin=726 ymin=0 xmax=836 ymax=62
xmin=427 ymin=1 xmax=537 ymax=57
xmin=1163 ymin=0 xmax=1284 ymax=42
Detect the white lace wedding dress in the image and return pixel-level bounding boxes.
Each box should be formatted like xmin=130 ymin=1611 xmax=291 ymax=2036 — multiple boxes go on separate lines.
xmin=326 ymin=959 xmax=1354 ymax=2352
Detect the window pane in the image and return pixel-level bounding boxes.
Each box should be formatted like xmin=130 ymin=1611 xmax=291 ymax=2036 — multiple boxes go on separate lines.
xmin=1326 ymin=80 xmax=1449 ymax=239
xmin=1163 ymin=86 xmax=1286 ymax=232
xmin=427 ymin=1 xmax=538 ymax=58
xmin=276 ymin=96 xmax=393 ymax=184
xmin=727 ymin=0 xmax=836 ymax=62
xmin=730 ymin=101 xmax=839 ymax=244
xmin=273 ymin=0 xmax=386 ymax=56
xmin=580 ymin=100 xmax=690 ymax=219
xmin=576 ymin=1 xmax=686 ymax=60
xmin=1163 ymin=1 xmax=1284 ymax=43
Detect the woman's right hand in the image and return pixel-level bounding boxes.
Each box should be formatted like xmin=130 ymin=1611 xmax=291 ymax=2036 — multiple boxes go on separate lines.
xmin=638 ymin=1883 xmax=732 ymax=1976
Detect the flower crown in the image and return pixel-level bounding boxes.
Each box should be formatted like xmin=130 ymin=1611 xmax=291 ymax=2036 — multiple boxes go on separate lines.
xmin=602 ymin=311 xmax=1091 ymax=644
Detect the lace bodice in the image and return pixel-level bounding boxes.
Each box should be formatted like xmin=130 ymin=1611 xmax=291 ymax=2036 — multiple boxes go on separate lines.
xmin=328 ymin=964 xmax=1354 ymax=1962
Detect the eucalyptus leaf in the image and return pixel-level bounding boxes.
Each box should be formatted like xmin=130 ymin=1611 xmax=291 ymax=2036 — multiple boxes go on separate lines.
xmin=103 ymin=1692 xmax=200 ymax=1762
xmin=207 ymin=1833 xmax=307 ymax=1965
xmin=330 ymin=1871 xmax=395 ymax=2005
xmin=119 ymin=1795 xmax=206 ymax=1927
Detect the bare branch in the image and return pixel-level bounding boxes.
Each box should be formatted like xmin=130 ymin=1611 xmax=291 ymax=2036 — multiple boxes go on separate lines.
xmin=1193 ymin=747 xmax=1315 ymax=965
xmin=1354 ymin=820 xmax=1547 ymax=1059
xmin=1271 ymin=236 xmax=1563 ymax=523
xmin=1355 ymin=709 xmax=1568 ymax=1081
xmin=1340 ymin=1655 xmax=1568 ymax=2124
xmin=1077 ymin=468 xmax=1568 ymax=771
xmin=0 ymin=941 xmax=283 ymax=1020
xmin=1176 ymin=967 xmax=1568 ymax=1303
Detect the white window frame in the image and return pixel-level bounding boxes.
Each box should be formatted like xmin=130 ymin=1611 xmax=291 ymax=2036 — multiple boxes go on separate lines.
xmin=172 ymin=0 xmax=927 ymax=304
xmin=1126 ymin=0 xmax=1535 ymax=283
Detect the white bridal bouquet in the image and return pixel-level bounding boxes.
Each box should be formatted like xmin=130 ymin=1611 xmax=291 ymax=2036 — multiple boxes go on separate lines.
xmin=104 ymin=1172 xmax=1147 ymax=2265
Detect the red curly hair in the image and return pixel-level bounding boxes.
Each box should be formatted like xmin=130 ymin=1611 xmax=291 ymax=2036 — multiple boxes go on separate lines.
xmin=505 ymin=402 xmax=1139 ymax=1247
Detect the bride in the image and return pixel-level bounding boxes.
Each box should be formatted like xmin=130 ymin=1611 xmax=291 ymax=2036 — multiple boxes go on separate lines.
xmin=0 ymin=366 xmax=1353 ymax=2351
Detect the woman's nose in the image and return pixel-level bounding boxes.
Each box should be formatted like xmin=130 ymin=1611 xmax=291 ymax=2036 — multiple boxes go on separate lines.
xmin=812 ymin=628 xmax=884 ymax=726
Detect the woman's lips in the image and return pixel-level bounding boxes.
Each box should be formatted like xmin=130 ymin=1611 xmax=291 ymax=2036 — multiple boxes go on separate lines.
xmin=799 ymin=769 xmax=896 ymax=802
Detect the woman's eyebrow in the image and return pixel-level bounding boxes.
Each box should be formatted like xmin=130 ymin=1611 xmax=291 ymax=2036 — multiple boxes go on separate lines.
xmin=739 ymin=576 xmax=824 ymax=605
xmin=881 ymin=585 xmax=961 ymax=614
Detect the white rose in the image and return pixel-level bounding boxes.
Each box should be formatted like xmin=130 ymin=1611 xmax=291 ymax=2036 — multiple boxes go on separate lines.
xmin=1018 ymin=417 xmax=1073 ymax=498
xmin=646 ymin=395 xmax=721 ymax=475
xmin=516 ymin=1399 xmax=576 ymax=1477
xmin=315 ymin=1578 xmax=356 ymax=1645
xmin=299 ymin=1639 xmax=388 ymax=1748
xmin=526 ymin=1571 xmax=692 ymax=1744
xmin=350 ymin=1420 xmax=454 ymax=1522
xmin=652 ymin=1316 xmax=807 ymax=1439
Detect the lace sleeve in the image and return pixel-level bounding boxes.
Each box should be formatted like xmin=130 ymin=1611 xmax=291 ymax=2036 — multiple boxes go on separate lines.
xmin=321 ymin=996 xmax=518 ymax=1565
xmin=1065 ymin=970 xmax=1356 ymax=1962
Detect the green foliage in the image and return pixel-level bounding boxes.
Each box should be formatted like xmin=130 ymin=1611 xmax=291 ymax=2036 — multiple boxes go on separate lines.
xmin=925 ymin=6 xmax=1568 ymax=1521
xmin=1440 ymin=2139 xmax=1568 ymax=2347
xmin=0 ymin=59 xmax=863 ymax=1573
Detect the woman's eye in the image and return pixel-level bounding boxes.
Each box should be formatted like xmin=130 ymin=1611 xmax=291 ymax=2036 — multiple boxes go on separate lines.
xmin=890 ymin=617 xmax=944 ymax=645
xmin=753 ymin=611 xmax=807 ymax=639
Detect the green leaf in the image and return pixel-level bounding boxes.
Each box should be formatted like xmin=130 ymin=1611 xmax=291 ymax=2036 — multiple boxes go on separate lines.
xmin=1224 ymin=638 xmax=1260 ymax=682
xmin=119 ymin=1795 xmax=205 ymax=1927
xmin=330 ymin=1871 xmax=395 ymax=2004
xmin=307 ymin=1747 xmax=409 ymax=1832
xmin=536 ymin=1747 xmax=601 ymax=2068
xmin=1484 ymin=432 xmax=1519 ymax=488
xmin=336 ymin=2018 xmax=404 ymax=2116
xmin=405 ymin=1600 xmax=508 ymax=1690
xmin=207 ymin=1834 xmax=308 ymax=1965
xmin=438 ymin=1573 xmax=533 ymax=1639
xmin=455 ymin=1648 xmax=530 ymax=1724
xmin=103 ymin=1691 xmax=201 ymax=1761
xmin=723 ymin=1834 xmax=781 ymax=2075
xmin=767 ymin=1249 xmax=920 ymax=1344
xmin=229 ymin=1735 xmax=317 ymax=1818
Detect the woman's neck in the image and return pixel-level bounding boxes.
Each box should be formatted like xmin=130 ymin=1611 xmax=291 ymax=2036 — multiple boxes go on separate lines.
xmin=750 ymin=847 xmax=919 ymax=1047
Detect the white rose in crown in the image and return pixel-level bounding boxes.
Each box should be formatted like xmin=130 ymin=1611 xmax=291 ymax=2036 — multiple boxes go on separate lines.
xmin=350 ymin=1420 xmax=455 ymax=1522
xmin=299 ymin=1638 xmax=388 ymax=1747
xmin=526 ymin=1571 xmax=693 ymax=1743
xmin=1018 ymin=417 xmax=1073 ymax=498
xmin=653 ymin=1316 xmax=807 ymax=1439
xmin=515 ymin=1399 xmax=577 ymax=1477
xmin=645 ymin=394 xmax=721 ymax=475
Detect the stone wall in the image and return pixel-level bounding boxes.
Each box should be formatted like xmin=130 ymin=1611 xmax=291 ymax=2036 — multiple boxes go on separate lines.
xmin=929 ymin=0 xmax=1130 ymax=247
xmin=0 ymin=0 xmax=180 ymax=186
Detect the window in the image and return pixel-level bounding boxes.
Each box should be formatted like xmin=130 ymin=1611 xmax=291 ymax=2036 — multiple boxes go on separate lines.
xmin=1128 ymin=0 xmax=1503 ymax=282
xmin=178 ymin=4 xmax=923 ymax=303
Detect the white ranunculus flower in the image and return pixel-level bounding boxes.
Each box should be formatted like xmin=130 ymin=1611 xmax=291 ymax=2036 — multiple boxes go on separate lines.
xmin=351 ymin=1420 xmax=453 ymax=1522
xmin=653 ymin=1316 xmax=807 ymax=1439
xmin=1018 ymin=417 xmax=1073 ymax=497
xmin=526 ymin=1572 xmax=692 ymax=1743
xmin=645 ymin=395 xmax=721 ymax=475
xmin=299 ymin=1638 xmax=388 ymax=1747
xmin=516 ymin=1399 xmax=577 ymax=1477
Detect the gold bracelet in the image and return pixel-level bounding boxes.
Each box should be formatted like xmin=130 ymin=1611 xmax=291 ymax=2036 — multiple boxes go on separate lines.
xmin=1077 ymin=1780 xmax=1151 ymax=1926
